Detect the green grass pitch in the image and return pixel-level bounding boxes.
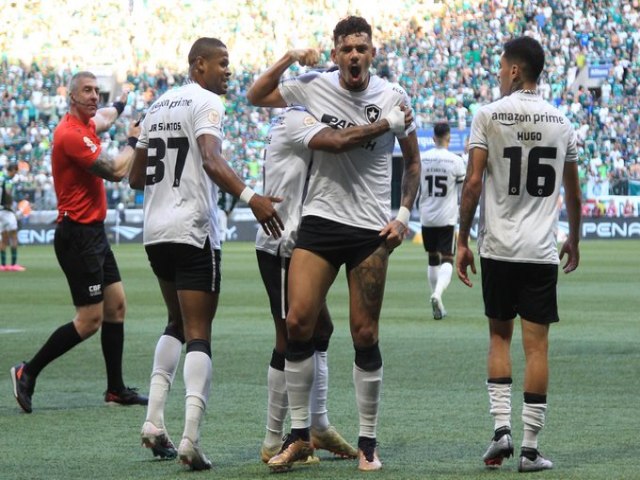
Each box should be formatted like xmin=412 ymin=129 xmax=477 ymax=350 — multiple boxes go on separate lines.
xmin=0 ymin=240 xmax=638 ymax=479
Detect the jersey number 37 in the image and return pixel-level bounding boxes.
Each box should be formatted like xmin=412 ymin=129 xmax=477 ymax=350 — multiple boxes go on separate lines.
xmin=145 ymin=137 xmax=190 ymax=187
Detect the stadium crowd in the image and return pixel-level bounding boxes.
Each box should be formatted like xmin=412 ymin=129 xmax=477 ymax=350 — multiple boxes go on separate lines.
xmin=1 ymin=0 xmax=639 ymax=215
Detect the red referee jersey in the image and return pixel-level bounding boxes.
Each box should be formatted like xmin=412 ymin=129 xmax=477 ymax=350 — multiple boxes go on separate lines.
xmin=52 ymin=113 xmax=106 ymax=223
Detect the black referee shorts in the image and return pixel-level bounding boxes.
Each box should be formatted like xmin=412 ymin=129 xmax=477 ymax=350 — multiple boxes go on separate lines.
xmin=54 ymin=217 xmax=121 ymax=306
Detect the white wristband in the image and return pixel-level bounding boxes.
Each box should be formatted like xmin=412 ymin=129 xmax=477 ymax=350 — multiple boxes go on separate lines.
xmin=240 ymin=186 xmax=256 ymax=204
xmin=396 ymin=206 xmax=411 ymax=226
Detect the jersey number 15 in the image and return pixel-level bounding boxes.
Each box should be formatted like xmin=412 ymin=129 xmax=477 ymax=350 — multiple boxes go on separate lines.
xmin=424 ymin=175 xmax=447 ymax=197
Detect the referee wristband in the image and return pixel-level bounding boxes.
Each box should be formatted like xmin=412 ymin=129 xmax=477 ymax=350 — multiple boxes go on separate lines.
xmin=113 ymin=101 xmax=125 ymax=116
xmin=395 ymin=206 xmax=411 ymax=226
xmin=127 ymin=136 xmax=138 ymax=149
xmin=239 ymin=186 xmax=256 ymax=204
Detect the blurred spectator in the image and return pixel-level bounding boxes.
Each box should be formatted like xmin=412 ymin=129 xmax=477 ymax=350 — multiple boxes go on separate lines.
xmin=622 ymin=198 xmax=635 ymax=217
xmin=1 ymin=0 xmax=639 ymax=213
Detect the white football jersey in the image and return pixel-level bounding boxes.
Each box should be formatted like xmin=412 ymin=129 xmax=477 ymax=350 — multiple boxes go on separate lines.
xmin=137 ymin=81 xmax=224 ymax=249
xmin=468 ymin=91 xmax=578 ymax=263
xmin=255 ymin=107 xmax=328 ymax=257
xmin=419 ymin=147 xmax=466 ymax=227
xmin=279 ymin=70 xmax=416 ymax=230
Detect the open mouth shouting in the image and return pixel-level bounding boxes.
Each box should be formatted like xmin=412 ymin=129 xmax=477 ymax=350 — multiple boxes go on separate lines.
xmin=346 ymin=64 xmax=366 ymax=89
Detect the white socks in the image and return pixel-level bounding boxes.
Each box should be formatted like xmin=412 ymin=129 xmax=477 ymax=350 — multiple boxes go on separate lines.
xmin=522 ymin=402 xmax=547 ymax=449
xmin=310 ymin=351 xmax=330 ymax=431
xmin=427 ymin=265 xmax=440 ymax=293
xmin=353 ymin=364 xmax=383 ymax=439
xmin=182 ymin=351 xmax=212 ymax=442
xmin=265 ymin=366 xmax=288 ymax=446
xmin=434 ymin=262 xmax=453 ymax=298
xmin=145 ymin=335 xmax=182 ymax=428
xmin=487 ymin=381 xmax=512 ymax=432
xmin=285 ymin=356 xmax=314 ymax=430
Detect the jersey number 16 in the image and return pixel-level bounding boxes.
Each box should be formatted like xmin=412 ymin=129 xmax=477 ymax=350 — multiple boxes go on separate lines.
xmin=504 ymin=146 xmax=557 ymax=197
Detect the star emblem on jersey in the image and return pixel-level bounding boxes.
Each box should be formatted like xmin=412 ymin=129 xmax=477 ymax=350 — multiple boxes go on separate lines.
xmin=365 ymin=104 xmax=381 ymax=123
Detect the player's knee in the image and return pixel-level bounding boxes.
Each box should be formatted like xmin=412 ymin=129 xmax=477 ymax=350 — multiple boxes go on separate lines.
xmin=104 ymin=300 xmax=126 ymax=323
xmin=354 ymin=342 xmax=382 ymax=371
xmin=428 ymin=254 xmax=440 ymax=266
xmin=286 ymin=314 xmax=313 ymax=341
xmin=352 ymin=323 xmax=378 ymax=347
xmin=75 ymin=311 xmax=103 ymax=337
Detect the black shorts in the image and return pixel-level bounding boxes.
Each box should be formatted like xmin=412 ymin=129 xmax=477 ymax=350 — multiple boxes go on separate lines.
xmin=295 ymin=216 xmax=385 ymax=271
xmin=481 ymin=257 xmax=559 ymax=324
xmin=256 ymin=249 xmax=289 ymax=320
xmin=421 ymin=225 xmax=456 ymax=256
xmin=145 ymin=239 xmax=221 ymax=292
xmin=54 ymin=218 xmax=121 ymax=306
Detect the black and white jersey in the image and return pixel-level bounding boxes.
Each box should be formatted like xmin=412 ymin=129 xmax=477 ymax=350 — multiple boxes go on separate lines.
xmin=279 ymin=70 xmax=416 ymax=230
xmin=255 ymin=107 xmax=328 ymax=257
xmin=469 ymin=91 xmax=578 ymax=263
xmin=137 ymin=82 xmax=224 ymax=249
xmin=419 ymin=147 xmax=466 ymax=227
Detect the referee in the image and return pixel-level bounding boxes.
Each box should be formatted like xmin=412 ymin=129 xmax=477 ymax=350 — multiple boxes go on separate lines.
xmin=11 ymin=72 xmax=147 ymax=413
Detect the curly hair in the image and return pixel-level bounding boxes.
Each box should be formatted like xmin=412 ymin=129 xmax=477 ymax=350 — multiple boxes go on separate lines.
xmin=332 ymin=16 xmax=372 ymax=44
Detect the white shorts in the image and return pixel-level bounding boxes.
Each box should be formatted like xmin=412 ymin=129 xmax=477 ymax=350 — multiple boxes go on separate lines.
xmin=0 ymin=210 xmax=17 ymax=232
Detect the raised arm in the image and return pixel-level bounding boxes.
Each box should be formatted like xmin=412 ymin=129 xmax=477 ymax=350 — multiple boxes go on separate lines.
xmin=559 ymin=161 xmax=581 ymax=273
xmin=88 ymin=120 xmax=141 ymax=182
xmin=197 ymin=134 xmax=283 ymax=237
xmin=308 ymin=106 xmax=410 ymax=153
xmin=246 ymin=49 xmax=319 ymax=107
xmin=94 ymin=90 xmax=128 ymax=134
xmin=456 ymin=147 xmax=488 ymax=287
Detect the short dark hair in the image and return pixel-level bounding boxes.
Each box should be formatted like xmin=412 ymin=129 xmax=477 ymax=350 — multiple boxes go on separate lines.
xmin=433 ymin=122 xmax=450 ymax=138
xmin=7 ymin=163 xmax=18 ymax=172
xmin=503 ymin=36 xmax=545 ymax=83
xmin=188 ymin=37 xmax=227 ymax=66
xmin=333 ymin=16 xmax=372 ymax=44
xmin=69 ymin=71 xmax=96 ymax=94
